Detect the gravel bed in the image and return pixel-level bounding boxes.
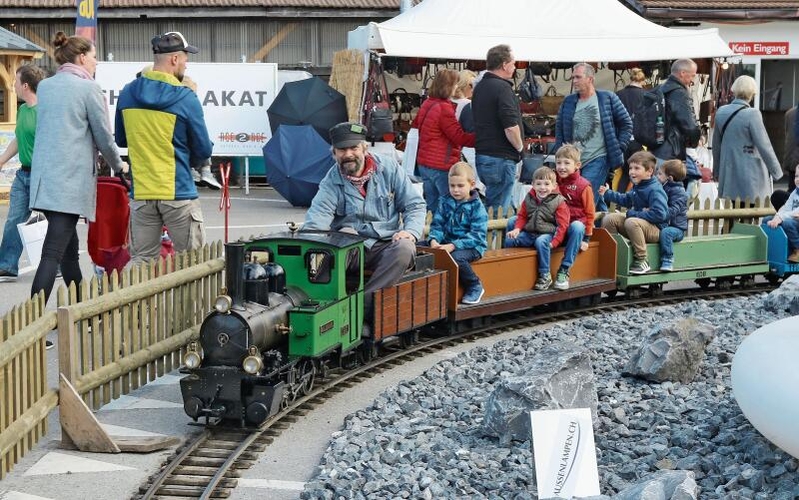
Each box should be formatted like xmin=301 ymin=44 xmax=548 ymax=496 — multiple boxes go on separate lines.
xmin=302 ymin=295 xmax=798 ymax=499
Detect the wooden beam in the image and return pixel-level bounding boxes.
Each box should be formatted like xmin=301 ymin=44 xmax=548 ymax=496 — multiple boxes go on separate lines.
xmin=58 ymin=374 xmax=120 ymax=453
xmin=248 ymin=22 xmax=298 ymax=63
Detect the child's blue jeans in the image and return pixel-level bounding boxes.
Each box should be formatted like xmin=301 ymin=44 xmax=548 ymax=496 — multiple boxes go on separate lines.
xmin=505 ymin=216 xmax=553 ymax=273
xmin=659 ymin=227 xmax=685 ymax=261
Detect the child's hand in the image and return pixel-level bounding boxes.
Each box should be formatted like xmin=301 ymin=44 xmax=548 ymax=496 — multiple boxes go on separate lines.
xmin=767 ymin=216 xmax=781 ymax=229
xmin=430 ymin=240 xmax=440 ymax=249
xmin=442 ymin=243 xmax=456 ymax=253
xmin=580 ymin=241 xmax=589 ymax=252
xmin=507 ymin=228 xmax=520 ymax=239
xmin=598 ymin=184 xmax=609 ymax=195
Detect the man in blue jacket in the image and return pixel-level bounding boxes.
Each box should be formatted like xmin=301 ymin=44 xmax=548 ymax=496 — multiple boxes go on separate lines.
xmin=304 ymin=122 xmax=426 ymax=297
xmin=115 ymin=31 xmax=213 ymax=264
xmin=554 ymin=62 xmax=632 ymax=213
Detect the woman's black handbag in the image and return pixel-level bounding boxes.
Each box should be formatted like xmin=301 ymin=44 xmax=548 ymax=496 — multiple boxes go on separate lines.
xmin=517 ymin=67 xmax=542 ymax=104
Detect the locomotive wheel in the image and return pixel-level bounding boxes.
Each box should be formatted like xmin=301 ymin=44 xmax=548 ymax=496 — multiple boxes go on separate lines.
xmin=626 ymin=287 xmax=642 ymax=299
xmin=695 ymin=278 xmax=711 ymax=290
xmin=766 ymin=273 xmax=781 ymax=286
xmin=605 ymin=290 xmax=618 ymax=300
xmin=299 ymin=360 xmax=316 ymax=396
xmin=648 ymin=283 xmax=664 ymax=297
xmin=358 ymin=340 xmax=379 ymax=364
xmin=739 ymin=274 xmax=755 ymax=289
xmin=716 ymin=277 xmax=733 ymax=290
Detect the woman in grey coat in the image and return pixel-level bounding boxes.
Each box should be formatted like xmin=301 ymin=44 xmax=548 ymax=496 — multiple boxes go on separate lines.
xmin=713 ymin=75 xmax=783 ymax=205
xmin=29 ymin=32 xmax=128 ymax=303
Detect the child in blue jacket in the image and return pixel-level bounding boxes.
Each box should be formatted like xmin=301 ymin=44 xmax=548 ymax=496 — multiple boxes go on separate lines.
xmin=657 ymin=159 xmax=689 ymax=271
xmin=599 ymin=150 xmax=668 ymax=274
xmin=427 ymin=162 xmax=488 ymax=304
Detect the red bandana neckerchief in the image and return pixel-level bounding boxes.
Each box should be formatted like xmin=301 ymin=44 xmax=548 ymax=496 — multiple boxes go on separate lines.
xmin=342 ymin=155 xmax=377 ymax=197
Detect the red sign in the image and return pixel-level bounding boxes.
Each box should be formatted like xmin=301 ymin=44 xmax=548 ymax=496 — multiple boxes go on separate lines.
xmin=729 ymin=42 xmax=790 ymax=56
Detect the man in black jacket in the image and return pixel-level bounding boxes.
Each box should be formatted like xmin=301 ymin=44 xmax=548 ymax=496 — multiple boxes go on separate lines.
xmin=652 ymin=59 xmax=701 ymax=162
xmin=652 ymin=59 xmax=701 ymax=200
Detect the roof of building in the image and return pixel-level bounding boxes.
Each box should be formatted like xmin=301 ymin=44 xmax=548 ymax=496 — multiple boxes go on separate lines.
xmin=635 ymin=0 xmax=799 ymax=7
xmin=0 ymin=0 xmax=398 ymax=7
xmin=625 ymin=0 xmax=799 ymax=19
xmin=0 ymin=25 xmax=44 ymax=52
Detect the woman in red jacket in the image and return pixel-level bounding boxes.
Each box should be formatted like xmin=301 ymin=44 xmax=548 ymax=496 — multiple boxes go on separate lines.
xmin=414 ymin=69 xmax=476 ymax=213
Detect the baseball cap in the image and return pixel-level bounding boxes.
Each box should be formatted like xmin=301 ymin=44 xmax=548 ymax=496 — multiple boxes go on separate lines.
xmin=329 ymin=122 xmax=368 ymax=149
xmin=151 ymin=31 xmax=199 ymax=54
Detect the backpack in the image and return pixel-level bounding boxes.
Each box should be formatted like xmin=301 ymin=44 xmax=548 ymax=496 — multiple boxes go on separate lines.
xmin=517 ymin=67 xmax=542 ymax=104
xmin=632 ymin=86 xmax=669 ymax=149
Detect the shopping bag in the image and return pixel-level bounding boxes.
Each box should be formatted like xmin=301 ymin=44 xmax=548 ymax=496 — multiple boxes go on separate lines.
xmin=17 ymin=212 xmax=48 ymax=268
xmin=402 ymin=127 xmax=420 ymax=177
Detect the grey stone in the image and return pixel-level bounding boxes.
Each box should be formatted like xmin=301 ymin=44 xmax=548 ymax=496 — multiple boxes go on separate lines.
xmin=623 ymin=318 xmax=716 ymax=383
xmin=613 ymin=470 xmax=698 ymax=500
xmin=763 ymin=274 xmax=799 ymax=314
xmin=482 ymin=342 xmax=597 ymax=444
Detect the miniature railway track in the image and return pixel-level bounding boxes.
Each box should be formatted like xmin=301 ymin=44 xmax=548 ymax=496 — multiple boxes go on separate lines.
xmin=135 ymin=282 xmax=771 ymax=499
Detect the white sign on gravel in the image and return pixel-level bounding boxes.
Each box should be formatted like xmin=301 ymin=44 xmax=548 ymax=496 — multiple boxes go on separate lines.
xmin=531 ymin=408 xmax=600 ymax=498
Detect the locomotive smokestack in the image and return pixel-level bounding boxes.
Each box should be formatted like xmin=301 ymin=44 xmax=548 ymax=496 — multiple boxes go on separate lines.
xmin=225 ymin=242 xmax=246 ymax=310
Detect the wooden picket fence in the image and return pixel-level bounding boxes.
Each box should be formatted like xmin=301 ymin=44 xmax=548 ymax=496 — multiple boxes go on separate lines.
xmin=0 ymin=243 xmax=224 ymax=479
xmin=0 ymin=293 xmax=57 ymax=481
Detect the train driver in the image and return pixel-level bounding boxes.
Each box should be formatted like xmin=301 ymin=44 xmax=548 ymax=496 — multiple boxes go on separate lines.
xmin=303 ymin=121 xmax=426 ymax=297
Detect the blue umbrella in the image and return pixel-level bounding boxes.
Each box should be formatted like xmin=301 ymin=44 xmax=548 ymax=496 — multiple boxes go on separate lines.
xmin=262 ymin=125 xmax=333 ymax=207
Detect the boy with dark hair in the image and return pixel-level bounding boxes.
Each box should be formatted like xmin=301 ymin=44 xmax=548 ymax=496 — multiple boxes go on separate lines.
xmin=554 ymin=143 xmax=595 ymax=289
xmin=657 ymin=159 xmax=689 ymax=271
xmin=427 ymin=162 xmax=488 ymax=304
xmin=599 ymin=150 xmax=669 ymax=274
xmin=505 ymin=166 xmax=570 ymax=290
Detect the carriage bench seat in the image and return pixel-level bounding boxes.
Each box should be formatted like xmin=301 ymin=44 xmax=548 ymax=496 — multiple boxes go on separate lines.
xmin=419 ymin=228 xmax=618 ymax=309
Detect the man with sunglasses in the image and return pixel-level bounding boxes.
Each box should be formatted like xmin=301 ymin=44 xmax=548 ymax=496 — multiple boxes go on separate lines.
xmin=115 ymin=31 xmax=213 ymax=264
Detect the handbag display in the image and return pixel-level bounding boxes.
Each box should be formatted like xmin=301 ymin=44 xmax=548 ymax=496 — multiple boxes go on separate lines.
xmin=540 ymin=86 xmax=564 ymax=116
xmin=17 ymin=211 xmax=48 ymax=268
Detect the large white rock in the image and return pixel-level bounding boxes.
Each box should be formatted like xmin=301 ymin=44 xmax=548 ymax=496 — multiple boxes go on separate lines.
xmin=732 ymin=315 xmax=799 ymax=459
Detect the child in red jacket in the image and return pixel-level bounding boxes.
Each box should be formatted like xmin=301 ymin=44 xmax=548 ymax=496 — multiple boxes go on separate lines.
xmin=554 ymin=143 xmax=596 ymax=290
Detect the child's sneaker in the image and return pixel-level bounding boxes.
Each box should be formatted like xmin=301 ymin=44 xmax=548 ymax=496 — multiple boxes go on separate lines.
xmin=660 ymin=259 xmax=674 ymax=272
xmin=534 ymin=274 xmax=552 ymax=290
xmin=0 ymin=269 xmax=17 ymax=283
xmin=554 ymin=269 xmax=570 ymax=290
xmin=629 ymin=259 xmax=650 ymax=274
xmin=461 ymin=283 xmax=485 ymax=305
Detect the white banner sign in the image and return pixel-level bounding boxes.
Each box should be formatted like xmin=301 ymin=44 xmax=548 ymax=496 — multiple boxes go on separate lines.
xmin=530 ymin=408 xmax=600 ymax=499
xmin=96 ymin=62 xmax=279 ymax=156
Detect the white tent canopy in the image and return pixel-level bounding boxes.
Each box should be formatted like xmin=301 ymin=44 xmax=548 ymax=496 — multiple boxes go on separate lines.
xmin=350 ymin=0 xmax=734 ymax=62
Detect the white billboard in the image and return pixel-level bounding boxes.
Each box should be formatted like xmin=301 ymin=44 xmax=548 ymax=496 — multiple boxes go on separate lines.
xmin=96 ymin=62 xmax=279 ymax=156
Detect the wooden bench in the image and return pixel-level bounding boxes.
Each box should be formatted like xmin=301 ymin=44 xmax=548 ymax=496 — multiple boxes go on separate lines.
xmin=420 ymin=228 xmax=617 ymax=310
